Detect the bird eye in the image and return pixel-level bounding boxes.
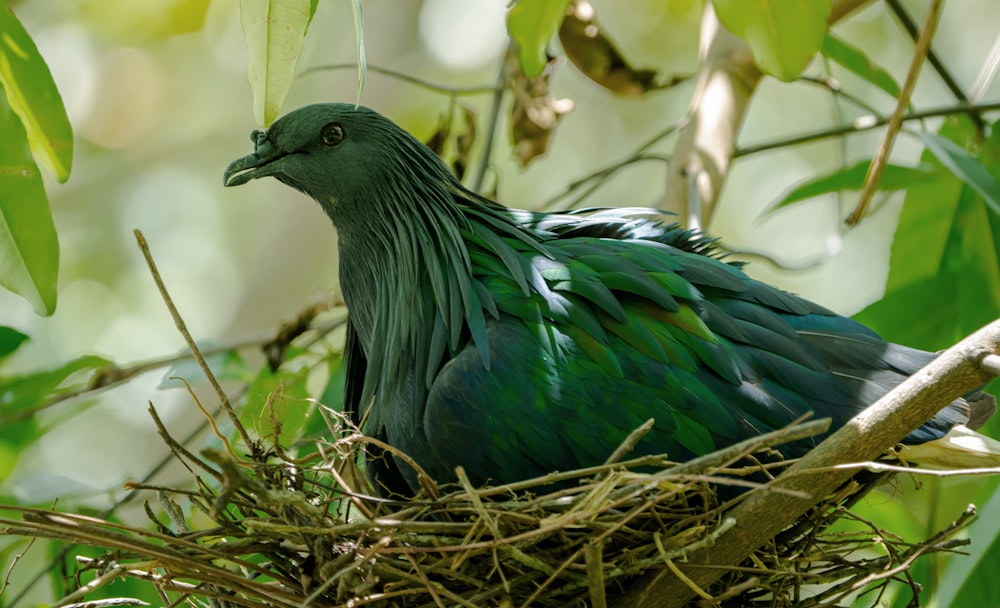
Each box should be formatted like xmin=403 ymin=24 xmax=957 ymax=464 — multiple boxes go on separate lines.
xmin=321 ymin=123 xmax=345 ymax=146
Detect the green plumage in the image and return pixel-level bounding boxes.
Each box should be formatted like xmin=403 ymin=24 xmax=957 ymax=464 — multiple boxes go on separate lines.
xmin=224 ymin=103 xmax=992 ymax=496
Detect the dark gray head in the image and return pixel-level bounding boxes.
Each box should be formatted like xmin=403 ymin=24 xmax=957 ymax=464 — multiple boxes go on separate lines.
xmin=224 ymin=103 xmax=456 ymax=222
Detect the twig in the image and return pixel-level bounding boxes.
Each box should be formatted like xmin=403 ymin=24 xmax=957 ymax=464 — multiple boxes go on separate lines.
xmin=134 ymin=229 xmax=254 ymax=450
xmin=799 ymin=74 xmax=882 ymax=115
xmin=846 ymin=0 xmax=943 ymax=226
xmin=1 ymin=536 xmax=36 ymax=597
xmin=61 ymin=600 xmax=150 ymax=608
xmin=604 ymin=419 xmax=656 ymax=465
xmin=885 ymin=0 xmax=985 ymax=132
xmin=585 ymin=541 xmax=607 ymax=608
xmin=52 ymin=563 xmax=130 ymax=608
xmin=735 ymin=101 xmax=1000 ymax=158
xmin=471 ymin=47 xmax=510 ymax=193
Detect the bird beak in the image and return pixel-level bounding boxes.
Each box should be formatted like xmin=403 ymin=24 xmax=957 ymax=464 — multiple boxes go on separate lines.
xmin=223 ymin=130 xmax=285 ymax=187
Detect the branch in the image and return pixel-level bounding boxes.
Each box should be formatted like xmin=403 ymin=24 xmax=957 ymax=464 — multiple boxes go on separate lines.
xmin=135 ymin=230 xmax=251 ymax=450
xmin=846 ymin=0 xmax=942 ymax=226
xmin=735 ymin=101 xmax=1000 ymax=157
xmin=885 ymin=0 xmax=986 ymax=133
xmin=663 ymin=0 xmax=872 ymax=229
xmin=612 ymin=318 xmax=1000 ymax=608
xmin=662 ymin=1 xmax=760 ymax=230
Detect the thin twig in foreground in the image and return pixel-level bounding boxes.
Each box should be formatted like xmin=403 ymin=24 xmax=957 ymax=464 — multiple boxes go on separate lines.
xmin=846 ymin=0 xmax=943 ymax=226
xmin=133 ymin=229 xmax=254 ymax=450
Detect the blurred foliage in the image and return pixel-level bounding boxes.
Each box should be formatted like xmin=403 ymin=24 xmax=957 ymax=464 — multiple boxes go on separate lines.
xmin=2 ymin=0 xmax=1000 ymax=606
xmin=240 ymin=0 xmax=317 ymax=126
xmin=0 ymin=4 xmax=69 ymax=315
xmin=714 ymin=0 xmax=832 ymax=80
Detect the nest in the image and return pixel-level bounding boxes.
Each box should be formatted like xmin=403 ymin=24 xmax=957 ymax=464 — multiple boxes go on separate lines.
xmin=1 ymin=404 xmax=976 ymax=608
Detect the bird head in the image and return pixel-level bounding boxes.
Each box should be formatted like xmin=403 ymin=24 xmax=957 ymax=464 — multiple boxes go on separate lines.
xmin=223 ymin=103 xmax=452 ymax=215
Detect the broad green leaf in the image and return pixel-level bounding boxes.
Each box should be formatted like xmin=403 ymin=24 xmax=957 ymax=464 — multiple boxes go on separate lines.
xmin=714 ymin=0 xmax=832 ymax=81
xmin=820 ymin=34 xmax=900 ymax=98
xmin=0 ymin=5 xmax=73 ymax=182
xmin=0 ymin=94 xmax=59 ymax=316
xmin=858 ymin=117 xmax=1000 ymax=348
xmin=0 ymin=326 xmax=28 ymax=360
xmin=854 ymin=273 xmax=961 ymax=349
xmin=507 ymin=0 xmax=572 ymax=78
xmin=240 ymin=0 xmax=315 ymax=126
xmin=945 ymin=185 xmax=1000 ymax=337
xmin=0 ymin=418 xmax=37 ymax=481
xmin=0 ymin=354 xmax=109 ymax=418
xmin=767 ymin=160 xmax=938 ymax=213
xmin=882 ymin=118 xmax=969 ymax=292
xmin=914 ymin=129 xmax=1000 ymax=216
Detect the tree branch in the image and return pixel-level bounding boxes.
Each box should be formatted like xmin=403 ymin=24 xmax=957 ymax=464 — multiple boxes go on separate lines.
xmin=663 ymin=0 xmax=872 ymax=230
xmin=613 ymin=318 xmax=1000 ymax=607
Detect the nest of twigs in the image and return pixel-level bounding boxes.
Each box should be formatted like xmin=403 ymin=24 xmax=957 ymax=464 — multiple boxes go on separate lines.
xmin=1 ymin=403 xmax=976 ymax=608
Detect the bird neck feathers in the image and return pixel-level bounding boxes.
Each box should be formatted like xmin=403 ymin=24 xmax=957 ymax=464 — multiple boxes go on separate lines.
xmin=334 ymin=175 xmax=519 ymax=428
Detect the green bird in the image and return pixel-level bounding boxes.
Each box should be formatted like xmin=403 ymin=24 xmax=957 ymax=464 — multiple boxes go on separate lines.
xmin=224 ymin=103 xmax=998 ymax=496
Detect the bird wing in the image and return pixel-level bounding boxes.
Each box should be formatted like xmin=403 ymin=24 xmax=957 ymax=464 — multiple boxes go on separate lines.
xmin=419 ymin=210 xmax=971 ymax=487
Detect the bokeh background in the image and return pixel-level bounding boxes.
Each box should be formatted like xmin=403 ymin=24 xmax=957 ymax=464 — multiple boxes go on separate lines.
xmin=3 ymin=0 xmax=1000 ymax=604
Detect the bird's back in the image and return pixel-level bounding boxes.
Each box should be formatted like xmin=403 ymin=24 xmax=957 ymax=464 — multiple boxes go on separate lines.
xmin=379 ymin=206 xmax=992 ymax=493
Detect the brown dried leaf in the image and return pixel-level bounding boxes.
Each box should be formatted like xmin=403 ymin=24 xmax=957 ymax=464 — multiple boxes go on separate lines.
xmin=453 ymin=105 xmax=477 ymax=180
xmin=505 ymin=48 xmax=575 ymax=167
xmin=423 ymin=105 xmax=478 ymax=180
xmin=424 ymin=108 xmax=452 ymax=158
xmin=559 ymin=0 xmax=682 ymax=96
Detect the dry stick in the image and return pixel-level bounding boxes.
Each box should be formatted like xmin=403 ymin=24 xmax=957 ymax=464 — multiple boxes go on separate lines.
xmin=603 ymin=418 xmax=655 ymax=465
xmin=612 ymin=318 xmax=1000 ymax=608
xmin=885 ymin=0 xmax=985 ymax=132
xmin=133 ymin=229 xmax=253 ymax=449
xmin=846 ymin=0 xmax=942 ymax=226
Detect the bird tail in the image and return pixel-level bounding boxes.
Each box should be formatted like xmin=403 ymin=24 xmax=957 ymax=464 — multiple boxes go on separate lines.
xmin=895 ymin=424 xmax=1000 ymax=469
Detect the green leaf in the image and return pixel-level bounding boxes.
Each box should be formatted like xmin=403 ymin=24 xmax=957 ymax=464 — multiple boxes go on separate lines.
xmin=714 ymin=0 xmax=832 ymax=81
xmin=854 ymin=273 xmax=960 ymax=349
xmin=914 ymin=129 xmax=1000 ymax=216
xmin=0 ymin=94 xmax=59 ymax=316
xmin=0 ymin=354 xmax=110 ymax=418
xmin=820 ymin=34 xmax=900 ymax=98
xmin=857 ymin=117 xmax=1000 ymax=349
xmin=0 ymin=418 xmax=37 ymax=481
xmin=0 ymin=326 xmax=28 ymax=360
xmin=239 ymin=0 xmax=315 ymax=126
xmin=767 ymin=160 xmax=939 ymax=213
xmin=0 ymin=5 xmax=73 ymax=182
xmin=507 ymin=0 xmax=572 ymax=78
